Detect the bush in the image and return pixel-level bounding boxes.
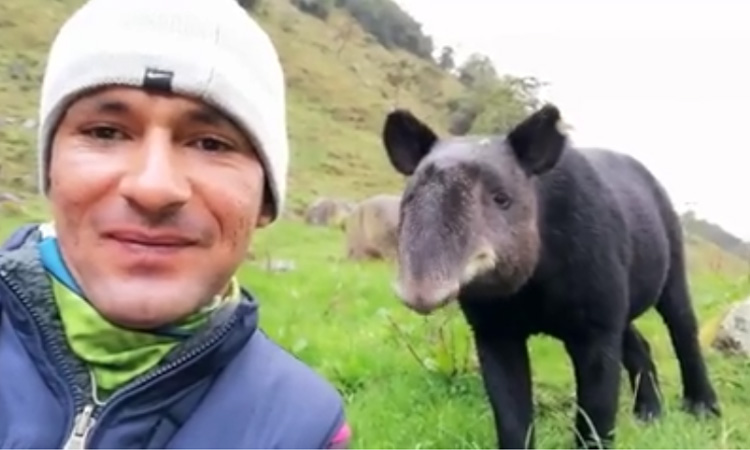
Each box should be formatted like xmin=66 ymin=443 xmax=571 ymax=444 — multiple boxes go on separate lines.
xmin=290 ymin=0 xmax=335 ymax=21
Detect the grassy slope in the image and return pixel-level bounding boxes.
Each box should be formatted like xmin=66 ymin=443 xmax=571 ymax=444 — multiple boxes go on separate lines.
xmin=2 ymin=0 xmax=750 ymax=448
xmin=0 ymin=0 xmax=462 ymax=208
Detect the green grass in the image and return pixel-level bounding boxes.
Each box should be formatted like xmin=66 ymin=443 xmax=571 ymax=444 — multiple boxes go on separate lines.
xmin=5 ymin=212 xmax=750 ymax=448
xmin=238 ymin=221 xmax=750 ymax=448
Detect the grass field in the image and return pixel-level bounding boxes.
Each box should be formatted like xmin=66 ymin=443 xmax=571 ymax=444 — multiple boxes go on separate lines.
xmin=3 ymin=0 xmax=750 ymax=447
xmin=222 ymin=222 xmax=750 ymax=449
xmin=3 ymin=208 xmax=750 ymax=448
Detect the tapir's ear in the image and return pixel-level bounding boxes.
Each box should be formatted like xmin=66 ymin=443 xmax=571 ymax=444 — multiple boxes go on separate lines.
xmin=507 ymin=104 xmax=567 ymax=176
xmin=382 ymin=109 xmax=438 ymax=176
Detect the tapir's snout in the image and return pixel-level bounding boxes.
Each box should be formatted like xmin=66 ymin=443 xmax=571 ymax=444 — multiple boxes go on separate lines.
xmin=392 ymin=278 xmax=460 ymax=315
xmin=393 ymin=242 xmax=497 ymax=314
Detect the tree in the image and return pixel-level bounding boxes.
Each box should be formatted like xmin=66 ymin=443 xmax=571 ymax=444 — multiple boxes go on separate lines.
xmin=446 ymin=53 xmax=545 ymax=137
xmin=467 ymin=82 xmax=532 ymax=135
xmin=501 ymin=75 xmax=548 ymax=112
xmin=438 ymin=46 xmax=455 ymax=72
xmin=337 ymin=0 xmax=435 ymax=61
xmin=237 ymin=0 xmax=263 ymax=12
xmin=457 ymin=53 xmax=497 ymax=88
xmin=290 ymin=0 xmax=335 ymax=21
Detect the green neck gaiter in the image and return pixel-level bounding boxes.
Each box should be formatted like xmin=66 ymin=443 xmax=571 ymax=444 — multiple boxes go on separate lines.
xmin=51 ymin=276 xmax=240 ymax=400
xmin=36 ymin=221 xmax=242 ymax=401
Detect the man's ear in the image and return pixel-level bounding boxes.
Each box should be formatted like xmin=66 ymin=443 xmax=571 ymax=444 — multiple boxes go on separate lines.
xmin=507 ymin=104 xmax=567 ymax=176
xmin=382 ymin=109 xmax=438 ymax=176
xmin=256 ymin=210 xmax=272 ymax=228
xmin=255 ymin=189 xmax=274 ymax=228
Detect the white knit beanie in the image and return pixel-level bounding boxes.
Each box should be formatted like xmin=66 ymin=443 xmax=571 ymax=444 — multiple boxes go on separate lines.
xmin=37 ymin=0 xmax=289 ymax=221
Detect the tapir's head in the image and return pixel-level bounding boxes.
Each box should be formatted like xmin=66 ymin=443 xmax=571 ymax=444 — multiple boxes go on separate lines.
xmin=382 ymin=104 xmax=568 ymax=315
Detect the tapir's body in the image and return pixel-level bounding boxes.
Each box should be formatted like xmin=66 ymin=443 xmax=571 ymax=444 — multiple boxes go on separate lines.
xmin=460 ymin=146 xmax=675 ymax=337
xmin=380 ymin=105 xmax=720 ymax=449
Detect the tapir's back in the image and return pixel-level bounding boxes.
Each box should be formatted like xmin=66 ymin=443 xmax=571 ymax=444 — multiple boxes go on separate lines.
xmin=577 ymin=147 xmax=678 ymax=244
xmin=574 ymin=147 xmax=679 ymax=315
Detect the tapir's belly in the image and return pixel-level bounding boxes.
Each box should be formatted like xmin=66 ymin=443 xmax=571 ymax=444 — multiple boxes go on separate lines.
xmin=609 ymin=177 xmax=672 ymax=319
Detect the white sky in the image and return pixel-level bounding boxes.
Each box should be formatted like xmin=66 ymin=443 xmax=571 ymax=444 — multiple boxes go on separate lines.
xmin=394 ymin=0 xmax=750 ymax=240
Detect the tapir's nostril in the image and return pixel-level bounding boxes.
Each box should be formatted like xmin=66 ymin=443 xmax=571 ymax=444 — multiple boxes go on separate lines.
xmin=392 ymin=279 xmax=460 ymax=315
xmin=475 ymin=249 xmax=492 ymax=262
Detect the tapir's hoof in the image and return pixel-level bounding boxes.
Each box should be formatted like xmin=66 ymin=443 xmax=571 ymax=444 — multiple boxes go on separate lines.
xmin=682 ymin=398 xmax=721 ymax=418
xmin=633 ymin=403 xmax=662 ymax=423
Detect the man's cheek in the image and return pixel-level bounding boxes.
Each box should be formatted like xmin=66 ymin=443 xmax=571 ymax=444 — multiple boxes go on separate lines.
xmin=211 ymin=184 xmax=261 ymax=240
xmin=50 ymin=188 xmax=86 ymax=233
xmin=227 ymin=214 xmax=253 ymax=251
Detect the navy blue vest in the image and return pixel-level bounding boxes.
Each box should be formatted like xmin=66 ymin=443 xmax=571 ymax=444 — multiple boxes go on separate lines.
xmin=0 ymin=224 xmax=346 ymax=449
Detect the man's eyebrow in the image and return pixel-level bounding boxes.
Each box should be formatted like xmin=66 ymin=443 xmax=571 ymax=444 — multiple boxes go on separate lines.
xmin=90 ymin=99 xmax=130 ymax=114
xmin=186 ymin=107 xmax=230 ymax=127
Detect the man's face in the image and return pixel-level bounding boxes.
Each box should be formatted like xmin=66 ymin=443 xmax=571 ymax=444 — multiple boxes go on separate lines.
xmin=48 ymin=86 xmax=271 ymax=329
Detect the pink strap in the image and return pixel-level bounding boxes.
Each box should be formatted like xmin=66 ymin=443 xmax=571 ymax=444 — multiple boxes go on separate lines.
xmin=327 ymin=422 xmax=352 ymax=449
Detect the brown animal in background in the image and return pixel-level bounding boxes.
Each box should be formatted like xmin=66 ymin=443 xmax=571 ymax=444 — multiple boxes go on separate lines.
xmin=345 ymin=194 xmax=401 ymax=261
xmin=304 ymin=197 xmax=355 ymax=228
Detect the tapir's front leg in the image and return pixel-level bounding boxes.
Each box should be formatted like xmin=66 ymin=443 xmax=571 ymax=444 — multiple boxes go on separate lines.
xmin=475 ymin=334 xmax=535 ymax=449
xmin=565 ymin=332 xmax=623 ymax=449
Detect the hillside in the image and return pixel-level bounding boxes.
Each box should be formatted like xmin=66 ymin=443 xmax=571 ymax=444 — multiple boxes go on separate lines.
xmin=0 ymin=0 xmax=747 ymax=270
xmin=0 ymin=0 xmax=500 ymax=211
xmin=3 ymin=0 xmax=749 ymax=257
xmin=682 ymin=211 xmax=750 ymax=262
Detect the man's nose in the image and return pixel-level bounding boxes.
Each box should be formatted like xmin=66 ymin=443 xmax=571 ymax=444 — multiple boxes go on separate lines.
xmin=118 ymin=133 xmax=191 ymax=218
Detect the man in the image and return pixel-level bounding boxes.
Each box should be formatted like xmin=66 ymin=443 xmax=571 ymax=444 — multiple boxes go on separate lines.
xmin=0 ymin=0 xmax=351 ymax=448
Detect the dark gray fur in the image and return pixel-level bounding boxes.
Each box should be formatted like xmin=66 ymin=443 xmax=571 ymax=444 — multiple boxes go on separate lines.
xmin=381 ymin=104 xmax=720 ymax=449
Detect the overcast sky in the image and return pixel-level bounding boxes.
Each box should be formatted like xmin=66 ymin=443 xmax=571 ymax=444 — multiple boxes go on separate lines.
xmin=393 ymin=0 xmax=750 ymax=240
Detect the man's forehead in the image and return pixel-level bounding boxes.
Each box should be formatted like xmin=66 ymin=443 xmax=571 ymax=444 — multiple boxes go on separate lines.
xmin=69 ymin=86 xmax=225 ymax=122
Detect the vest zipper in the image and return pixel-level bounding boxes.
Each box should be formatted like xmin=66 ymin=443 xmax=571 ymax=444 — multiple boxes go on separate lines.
xmin=0 ymin=270 xmax=85 ymax=444
xmin=62 ymin=404 xmax=96 ymax=449
xmin=1 ymin=268 xmax=242 ymax=448
xmin=1 ymin=271 xmax=103 ymax=449
xmin=62 ymin=371 xmax=105 ymax=449
xmin=77 ymin=312 xmax=240 ymax=446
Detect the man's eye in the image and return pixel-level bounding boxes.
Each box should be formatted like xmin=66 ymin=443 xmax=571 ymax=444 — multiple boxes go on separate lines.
xmin=82 ymin=126 xmax=125 ymax=140
xmin=193 ymin=137 xmax=233 ymax=152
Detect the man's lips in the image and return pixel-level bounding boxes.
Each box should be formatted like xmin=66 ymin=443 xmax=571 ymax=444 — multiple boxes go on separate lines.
xmin=103 ymin=229 xmax=199 ymax=248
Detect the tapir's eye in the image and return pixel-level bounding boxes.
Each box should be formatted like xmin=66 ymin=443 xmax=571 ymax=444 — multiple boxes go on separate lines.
xmin=492 ymin=192 xmax=512 ymax=209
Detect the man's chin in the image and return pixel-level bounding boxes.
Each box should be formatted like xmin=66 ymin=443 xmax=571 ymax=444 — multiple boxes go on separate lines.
xmin=81 ymin=279 xmax=208 ymax=329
